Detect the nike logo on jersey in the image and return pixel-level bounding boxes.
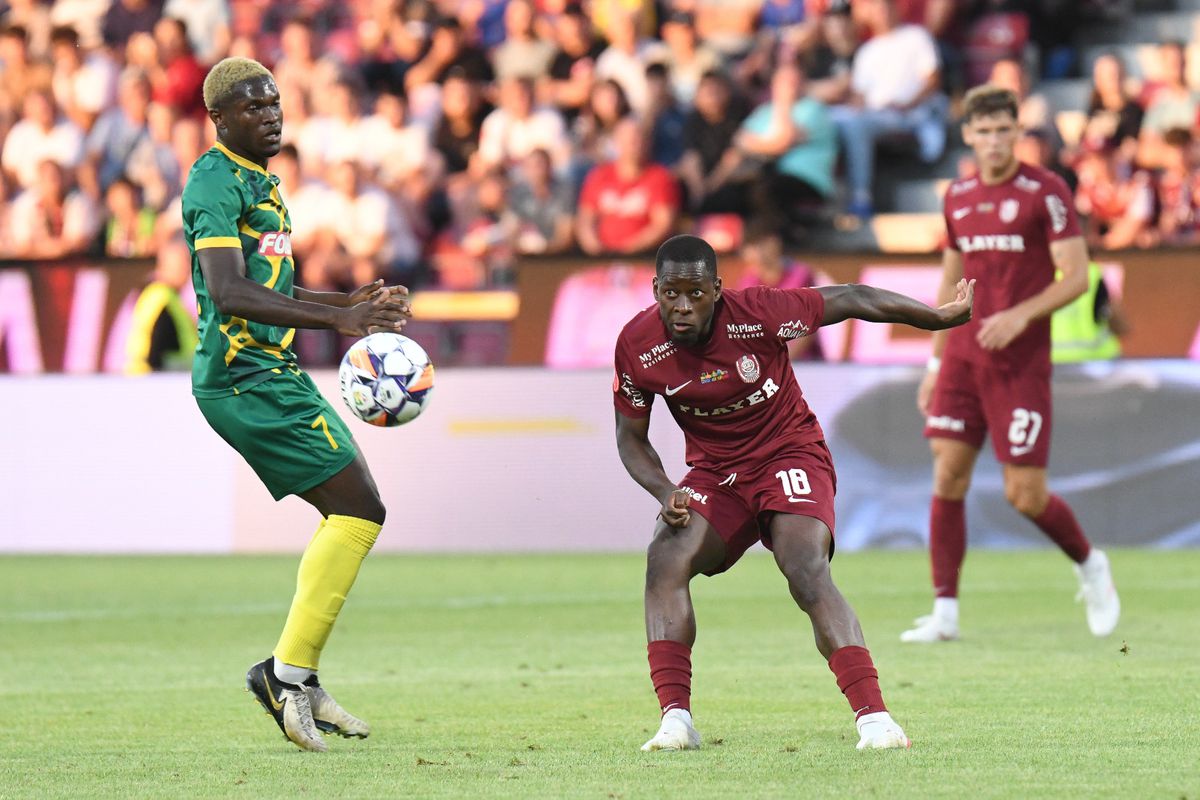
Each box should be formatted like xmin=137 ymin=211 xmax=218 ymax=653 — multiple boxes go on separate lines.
xmin=718 ymin=473 xmax=738 ymax=486
xmin=952 ymin=207 xmax=971 ymax=220
xmin=1010 ymin=445 xmax=1034 ymax=456
xmin=664 ymin=381 xmax=693 ymax=396
xmin=788 ymin=497 xmax=817 ymax=504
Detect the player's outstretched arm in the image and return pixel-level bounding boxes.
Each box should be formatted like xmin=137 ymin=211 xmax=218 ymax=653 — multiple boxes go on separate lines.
xmin=294 ymin=280 xmax=411 ymax=311
xmin=198 ymin=248 xmax=410 ymax=336
xmin=615 ymin=410 xmax=691 ymax=528
xmin=818 ymin=279 xmax=975 ymax=331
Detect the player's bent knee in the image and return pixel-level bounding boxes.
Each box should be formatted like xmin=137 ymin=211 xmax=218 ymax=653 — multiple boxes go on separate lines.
xmin=1005 ymin=485 xmax=1046 ymax=518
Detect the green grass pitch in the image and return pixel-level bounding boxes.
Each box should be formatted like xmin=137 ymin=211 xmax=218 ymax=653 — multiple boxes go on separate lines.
xmin=2 ymin=550 xmax=1198 ymax=799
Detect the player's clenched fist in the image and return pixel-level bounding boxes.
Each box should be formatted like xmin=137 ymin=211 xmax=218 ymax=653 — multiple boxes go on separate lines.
xmin=657 ymin=489 xmax=692 ymax=528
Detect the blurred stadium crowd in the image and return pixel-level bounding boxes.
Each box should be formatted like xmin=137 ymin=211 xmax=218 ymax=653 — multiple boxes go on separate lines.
xmin=1 ymin=0 xmax=1197 ymax=292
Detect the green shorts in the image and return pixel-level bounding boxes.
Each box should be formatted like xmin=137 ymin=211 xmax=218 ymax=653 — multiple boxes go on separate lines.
xmin=196 ymin=368 xmax=358 ymax=500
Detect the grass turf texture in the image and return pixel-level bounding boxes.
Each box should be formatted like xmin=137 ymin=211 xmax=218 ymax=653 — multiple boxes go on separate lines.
xmin=2 ymin=550 xmax=1197 ymax=800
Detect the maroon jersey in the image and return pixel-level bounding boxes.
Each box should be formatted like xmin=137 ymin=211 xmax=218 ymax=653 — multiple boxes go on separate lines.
xmin=613 ymin=286 xmax=826 ymax=469
xmin=942 ymin=163 xmax=1082 ymax=371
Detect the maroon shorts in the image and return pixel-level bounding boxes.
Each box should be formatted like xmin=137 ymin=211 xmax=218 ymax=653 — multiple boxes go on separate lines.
xmin=923 ymin=357 xmax=1053 ymax=467
xmin=679 ymin=440 xmax=838 ymax=575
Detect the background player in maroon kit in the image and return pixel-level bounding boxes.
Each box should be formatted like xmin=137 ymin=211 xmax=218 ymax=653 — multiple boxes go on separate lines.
xmin=902 ymin=85 xmax=1121 ymax=644
xmin=614 ymin=234 xmax=975 ymax=751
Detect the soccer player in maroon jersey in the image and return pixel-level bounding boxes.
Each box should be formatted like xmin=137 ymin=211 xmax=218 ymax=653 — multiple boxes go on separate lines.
xmin=902 ymin=85 xmax=1121 ymax=644
xmin=614 ymin=234 xmax=975 ymax=751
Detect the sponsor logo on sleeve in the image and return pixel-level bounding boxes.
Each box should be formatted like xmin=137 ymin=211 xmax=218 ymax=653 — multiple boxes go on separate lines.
xmin=619 ymin=372 xmax=646 ymax=408
xmin=257 ymin=231 xmax=292 ymax=256
xmin=736 ymin=354 xmax=761 ymax=383
xmin=777 ymin=319 xmax=811 ymax=339
xmin=1046 ymin=194 xmax=1069 ymax=233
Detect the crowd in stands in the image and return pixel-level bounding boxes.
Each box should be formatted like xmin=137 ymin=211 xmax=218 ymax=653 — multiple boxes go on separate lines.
xmin=0 ymin=0 xmax=1197 ymax=293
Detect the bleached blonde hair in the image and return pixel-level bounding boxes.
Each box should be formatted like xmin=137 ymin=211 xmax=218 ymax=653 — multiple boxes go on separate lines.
xmin=202 ymin=57 xmax=273 ymax=111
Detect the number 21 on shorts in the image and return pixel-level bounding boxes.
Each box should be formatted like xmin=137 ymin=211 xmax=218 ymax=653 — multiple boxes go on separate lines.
xmin=1008 ymin=407 xmax=1042 ymax=456
xmin=775 ymin=468 xmax=816 ymax=504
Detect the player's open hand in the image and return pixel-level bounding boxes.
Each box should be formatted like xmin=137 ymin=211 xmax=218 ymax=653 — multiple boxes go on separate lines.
xmin=338 ymin=288 xmax=411 ymax=337
xmin=976 ymin=306 xmax=1029 ymax=351
xmin=934 ymin=278 xmax=975 ymax=328
xmin=658 ymin=489 xmax=692 ymax=528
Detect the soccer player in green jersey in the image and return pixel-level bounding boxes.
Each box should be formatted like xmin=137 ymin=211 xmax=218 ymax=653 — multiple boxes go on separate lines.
xmin=184 ymin=57 xmax=411 ymax=752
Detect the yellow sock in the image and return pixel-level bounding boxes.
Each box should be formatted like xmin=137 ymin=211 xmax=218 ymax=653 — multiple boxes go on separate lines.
xmin=273 ymin=515 xmax=382 ymax=671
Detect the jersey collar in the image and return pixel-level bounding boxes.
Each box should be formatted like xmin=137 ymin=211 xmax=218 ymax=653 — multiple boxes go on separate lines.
xmin=214 ymin=141 xmax=272 ymax=178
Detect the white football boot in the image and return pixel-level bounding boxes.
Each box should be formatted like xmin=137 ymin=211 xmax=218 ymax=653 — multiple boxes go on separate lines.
xmin=305 ymin=676 xmax=371 ymax=739
xmin=900 ymin=598 xmax=960 ymax=643
xmin=641 ymin=708 xmax=701 ymax=751
xmin=1074 ymin=549 xmax=1120 ymax=637
xmin=855 ymin=711 xmax=912 ymax=750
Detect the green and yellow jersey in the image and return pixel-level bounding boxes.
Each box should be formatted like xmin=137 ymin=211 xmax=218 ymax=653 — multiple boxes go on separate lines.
xmin=182 ymin=142 xmax=297 ymax=398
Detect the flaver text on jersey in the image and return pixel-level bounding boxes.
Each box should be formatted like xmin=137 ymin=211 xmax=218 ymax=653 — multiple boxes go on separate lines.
xmin=956 ymin=234 xmax=1026 ymax=253
xmin=676 ymin=377 xmax=780 ymax=416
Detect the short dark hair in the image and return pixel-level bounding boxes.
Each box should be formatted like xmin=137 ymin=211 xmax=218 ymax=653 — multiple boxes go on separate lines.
xmin=645 ymin=61 xmax=669 ymax=80
xmin=1164 ymin=127 xmax=1192 ymax=148
xmin=49 ymin=25 xmax=79 ymax=46
xmin=656 ymin=235 xmax=717 ymax=278
xmin=962 ymin=84 xmax=1019 ymax=123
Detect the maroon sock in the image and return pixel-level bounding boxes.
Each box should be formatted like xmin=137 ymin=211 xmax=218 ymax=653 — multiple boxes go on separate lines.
xmin=828 ymin=646 xmax=886 ymax=719
xmin=930 ymin=497 xmax=966 ymax=598
xmin=647 ymin=640 xmax=692 ymax=714
xmin=1033 ymin=494 xmax=1091 ymax=564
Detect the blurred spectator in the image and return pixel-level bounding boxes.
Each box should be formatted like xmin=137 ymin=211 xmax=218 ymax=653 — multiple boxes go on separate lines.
xmin=573 ymin=78 xmax=632 ymax=167
xmin=126 ymin=101 xmax=181 ymax=209
xmin=1156 ymin=127 xmax=1200 ymax=247
xmin=50 ymin=0 xmax=109 ymax=50
xmin=758 ymin=0 xmax=807 ymax=32
xmin=6 ymin=159 xmax=101 ymax=258
xmin=676 ymin=70 xmax=749 ymax=215
xmin=142 ymin=17 xmax=206 ymax=118
xmin=103 ymin=0 xmax=165 ymax=51
xmin=2 ymin=88 xmax=84 ymax=189
xmin=593 ymin=8 xmax=665 ymax=116
xmin=959 ymin=0 xmax=1029 ymax=88
xmin=104 ymin=176 xmax=157 ymax=257
xmin=505 ymin=147 xmax=574 ymax=254
xmin=658 ymin=10 xmax=722 ymax=107
xmin=306 ymin=159 xmax=422 ymax=290
xmin=85 ymin=69 xmax=151 ymax=192
xmin=459 ymin=168 xmax=517 ymax=286
xmin=1051 ymin=262 xmax=1128 ymax=363
xmin=433 ymin=69 xmax=489 ymax=176
xmin=735 ymin=227 xmax=824 ymax=360
xmin=162 ymin=0 xmax=231 ymax=64
xmin=2 ymin=0 xmax=51 ymax=60
xmin=478 ymin=77 xmax=570 ymax=172
xmin=269 ymin=142 xmax=323 ymax=252
xmin=0 ymin=25 xmax=53 ymax=132
xmin=305 ymin=78 xmax=366 ymax=167
xmin=356 ymin=1 xmax=430 ymax=96
xmin=1138 ymin=42 xmax=1199 ymax=170
xmin=358 ymin=90 xmax=437 ymax=199
xmin=576 ymin=116 xmax=680 ymax=255
xmin=1082 ymin=52 xmax=1142 ymax=159
xmin=1074 ymin=142 xmax=1155 ymax=251
xmin=690 ymin=0 xmax=760 ymax=58
xmin=405 ymin=17 xmax=494 ymax=94
xmin=542 ymin=6 xmax=603 ymax=124
xmin=590 ymin=0 xmax=655 ymax=43
xmin=803 ymin=0 xmax=859 ymax=106
xmin=988 ymin=57 xmax=1061 ymax=155
xmin=50 ymin=24 xmax=118 ymax=132
xmin=124 ymin=235 xmax=198 ymax=374
xmin=493 ymin=0 xmax=556 ymax=81
xmin=735 ymin=61 xmax=837 ymax=226
xmin=468 ymin=0 xmax=510 ymax=51
xmin=829 ymin=0 xmax=947 ymax=218
xmin=643 ymin=62 xmax=685 ymax=167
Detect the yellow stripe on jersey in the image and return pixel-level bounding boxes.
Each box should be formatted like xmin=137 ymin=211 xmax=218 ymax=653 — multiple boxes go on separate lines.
xmin=214 ymin=141 xmax=270 ymax=177
xmin=195 ymin=236 xmax=243 ymax=250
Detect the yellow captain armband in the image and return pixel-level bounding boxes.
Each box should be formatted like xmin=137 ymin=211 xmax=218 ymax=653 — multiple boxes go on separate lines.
xmin=195 ymin=236 xmax=243 ymax=250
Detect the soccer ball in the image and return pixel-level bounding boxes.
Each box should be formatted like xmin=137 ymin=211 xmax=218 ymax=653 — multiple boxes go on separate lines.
xmin=338 ymin=333 xmax=435 ymax=427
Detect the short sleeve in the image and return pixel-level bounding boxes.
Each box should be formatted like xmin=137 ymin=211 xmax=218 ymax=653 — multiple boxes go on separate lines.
xmin=744 ymin=286 xmax=825 ymax=341
xmin=1039 ymin=173 xmax=1083 ymax=242
xmin=613 ymin=333 xmax=652 ymax=418
xmin=182 ymin=170 xmax=244 ymax=250
xmin=942 ymin=195 xmax=960 ymax=251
